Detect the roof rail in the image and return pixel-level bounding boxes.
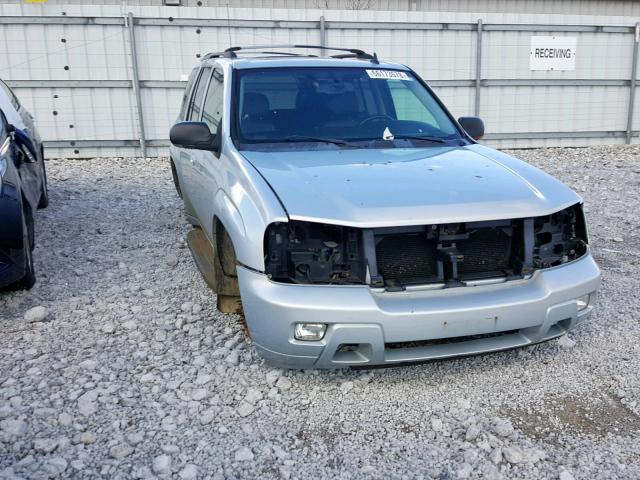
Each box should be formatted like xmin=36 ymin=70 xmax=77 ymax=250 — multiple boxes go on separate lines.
xmin=202 ymin=50 xmax=237 ymax=60
xmin=203 ymin=44 xmax=379 ymax=63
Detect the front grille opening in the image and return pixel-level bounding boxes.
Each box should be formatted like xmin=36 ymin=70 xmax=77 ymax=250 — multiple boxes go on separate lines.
xmin=368 ymin=204 xmax=588 ymax=290
xmin=386 ymin=330 xmax=519 ymax=350
xmin=374 ymin=223 xmax=517 ymax=288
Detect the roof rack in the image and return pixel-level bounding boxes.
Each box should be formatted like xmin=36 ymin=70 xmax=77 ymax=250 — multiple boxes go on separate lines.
xmin=203 ymin=44 xmax=379 ymax=64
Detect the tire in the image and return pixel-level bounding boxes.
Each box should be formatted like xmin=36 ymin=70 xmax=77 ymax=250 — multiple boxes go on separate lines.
xmin=37 ymin=156 xmax=49 ymax=209
xmin=17 ymin=204 xmax=36 ymax=289
xmin=170 ymin=161 xmax=182 ymax=199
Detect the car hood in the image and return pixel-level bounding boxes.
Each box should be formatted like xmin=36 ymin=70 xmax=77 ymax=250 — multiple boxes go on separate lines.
xmin=240 ymin=144 xmax=581 ymax=228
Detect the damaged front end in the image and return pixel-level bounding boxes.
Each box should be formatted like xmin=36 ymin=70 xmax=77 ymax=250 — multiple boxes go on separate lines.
xmin=264 ymin=203 xmax=588 ymax=290
xmin=264 ymin=221 xmax=367 ymax=284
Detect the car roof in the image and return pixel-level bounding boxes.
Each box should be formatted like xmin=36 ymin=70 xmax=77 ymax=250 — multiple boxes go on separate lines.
xmin=213 ymin=56 xmax=409 ymax=71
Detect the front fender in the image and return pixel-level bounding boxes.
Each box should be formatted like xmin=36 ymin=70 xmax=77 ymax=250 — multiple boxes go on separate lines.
xmin=212 ymin=148 xmax=288 ymax=271
xmin=212 ymin=186 xmax=273 ymax=272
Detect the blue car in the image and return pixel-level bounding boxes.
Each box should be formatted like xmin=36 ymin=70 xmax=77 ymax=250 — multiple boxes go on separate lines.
xmin=0 ymin=81 xmax=49 ymax=290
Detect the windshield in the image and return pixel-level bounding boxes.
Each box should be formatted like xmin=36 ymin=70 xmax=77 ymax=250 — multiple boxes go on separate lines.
xmin=233 ymin=67 xmax=462 ymax=149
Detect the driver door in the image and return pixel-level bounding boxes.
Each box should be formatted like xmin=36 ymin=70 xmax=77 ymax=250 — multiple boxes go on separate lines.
xmin=190 ymin=67 xmax=224 ymax=240
xmin=178 ymin=66 xmax=212 ymax=217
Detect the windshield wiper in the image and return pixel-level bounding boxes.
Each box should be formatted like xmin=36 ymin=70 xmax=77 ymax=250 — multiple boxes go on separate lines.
xmin=281 ymin=135 xmax=355 ymax=147
xmin=389 ymin=134 xmax=447 ymax=144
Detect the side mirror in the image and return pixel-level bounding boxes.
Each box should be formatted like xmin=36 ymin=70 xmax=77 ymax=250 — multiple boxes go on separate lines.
xmin=458 ymin=116 xmax=484 ymax=140
xmin=170 ymin=121 xmax=219 ymax=153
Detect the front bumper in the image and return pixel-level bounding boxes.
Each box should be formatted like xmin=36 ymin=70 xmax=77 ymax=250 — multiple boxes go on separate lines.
xmin=238 ymin=252 xmax=601 ymax=369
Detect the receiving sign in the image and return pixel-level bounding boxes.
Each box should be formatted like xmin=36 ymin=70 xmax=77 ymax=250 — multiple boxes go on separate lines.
xmin=530 ymin=36 xmax=576 ymax=71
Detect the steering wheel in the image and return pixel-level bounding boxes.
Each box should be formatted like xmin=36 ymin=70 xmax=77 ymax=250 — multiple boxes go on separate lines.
xmin=358 ymin=114 xmax=394 ymax=126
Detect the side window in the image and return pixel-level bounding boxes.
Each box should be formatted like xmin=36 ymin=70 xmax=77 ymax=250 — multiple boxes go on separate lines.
xmin=0 ymin=80 xmax=20 ymax=109
xmin=188 ymin=67 xmax=212 ymax=121
xmin=202 ymin=69 xmax=224 ymax=132
xmin=179 ymin=68 xmax=199 ymax=120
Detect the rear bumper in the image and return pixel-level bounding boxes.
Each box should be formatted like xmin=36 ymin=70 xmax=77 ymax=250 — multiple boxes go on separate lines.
xmin=237 ymin=251 xmax=601 ymax=369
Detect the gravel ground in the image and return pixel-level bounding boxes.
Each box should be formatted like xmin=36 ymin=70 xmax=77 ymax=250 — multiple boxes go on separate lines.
xmin=0 ymin=145 xmax=639 ymax=479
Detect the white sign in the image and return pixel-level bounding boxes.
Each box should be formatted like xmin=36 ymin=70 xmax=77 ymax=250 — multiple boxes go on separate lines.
xmin=366 ymin=70 xmax=412 ymax=80
xmin=529 ymin=36 xmax=576 ymax=71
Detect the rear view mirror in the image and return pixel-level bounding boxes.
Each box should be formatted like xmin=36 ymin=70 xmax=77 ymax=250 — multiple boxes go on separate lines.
xmin=458 ymin=116 xmax=485 ymax=140
xmin=170 ymin=121 xmax=219 ymax=152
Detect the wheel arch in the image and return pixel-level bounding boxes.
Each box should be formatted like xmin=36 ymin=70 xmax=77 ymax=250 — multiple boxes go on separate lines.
xmin=210 ymin=185 xmax=277 ymax=272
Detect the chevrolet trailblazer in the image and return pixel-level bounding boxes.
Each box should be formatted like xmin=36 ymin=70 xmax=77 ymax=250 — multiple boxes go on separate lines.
xmin=169 ymin=45 xmax=600 ymax=368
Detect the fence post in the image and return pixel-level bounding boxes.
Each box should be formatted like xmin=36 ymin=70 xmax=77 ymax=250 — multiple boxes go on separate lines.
xmin=474 ymin=18 xmax=483 ymax=117
xmin=126 ymin=12 xmax=147 ymax=158
xmin=626 ymin=23 xmax=639 ymax=145
xmin=320 ymin=15 xmax=326 ymax=53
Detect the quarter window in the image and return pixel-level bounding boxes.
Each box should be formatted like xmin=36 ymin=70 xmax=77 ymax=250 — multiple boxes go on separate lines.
xmin=179 ymin=68 xmax=199 ymax=120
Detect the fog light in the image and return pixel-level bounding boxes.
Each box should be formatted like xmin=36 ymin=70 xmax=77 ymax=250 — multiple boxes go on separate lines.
xmin=294 ymin=323 xmax=327 ymax=341
xmin=576 ymin=294 xmax=590 ymax=311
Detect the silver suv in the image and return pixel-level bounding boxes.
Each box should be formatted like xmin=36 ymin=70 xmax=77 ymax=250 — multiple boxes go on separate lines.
xmin=169 ymin=45 xmax=600 ymax=369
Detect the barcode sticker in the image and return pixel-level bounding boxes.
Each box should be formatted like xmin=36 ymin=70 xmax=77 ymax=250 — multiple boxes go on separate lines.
xmin=366 ymin=70 xmax=412 ymax=80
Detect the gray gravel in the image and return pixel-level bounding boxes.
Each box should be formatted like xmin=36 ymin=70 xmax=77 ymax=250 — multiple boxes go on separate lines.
xmin=0 ymin=145 xmax=639 ymax=479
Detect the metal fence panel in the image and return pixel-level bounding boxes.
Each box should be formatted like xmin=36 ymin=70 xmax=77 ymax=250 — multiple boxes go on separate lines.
xmin=328 ymin=27 xmax=476 ymax=81
xmin=483 ymin=85 xmax=629 ymax=132
xmin=1 ymin=4 xmax=639 ymax=156
xmin=140 ymin=87 xmax=183 ymax=140
xmin=6 ymin=0 xmax=640 ymax=17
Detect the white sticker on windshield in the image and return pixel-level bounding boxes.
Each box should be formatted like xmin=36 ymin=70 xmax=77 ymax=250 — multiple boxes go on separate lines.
xmin=366 ymin=70 xmax=412 ymax=81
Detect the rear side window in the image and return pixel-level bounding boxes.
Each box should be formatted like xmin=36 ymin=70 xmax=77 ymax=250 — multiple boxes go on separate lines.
xmin=202 ymin=69 xmax=224 ymax=131
xmin=188 ymin=67 xmax=212 ymax=121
